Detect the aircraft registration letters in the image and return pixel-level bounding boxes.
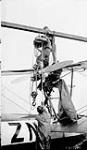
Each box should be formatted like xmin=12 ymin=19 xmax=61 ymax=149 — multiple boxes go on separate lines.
xmin=1 ymin=120 xmax=38 ymax=146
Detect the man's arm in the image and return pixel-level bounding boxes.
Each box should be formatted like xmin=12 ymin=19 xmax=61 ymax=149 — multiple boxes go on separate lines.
xmin=51 ymin=36 xmax=57 ymax=63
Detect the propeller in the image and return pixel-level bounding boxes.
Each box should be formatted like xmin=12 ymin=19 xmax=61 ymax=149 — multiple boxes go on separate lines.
xmin=39 ymin=60 xmax=74 ymax=74
xmin=2 ymin=60 xmax=87 ymax=84
xmin=39 ymin=60 xmax=87 ymax=75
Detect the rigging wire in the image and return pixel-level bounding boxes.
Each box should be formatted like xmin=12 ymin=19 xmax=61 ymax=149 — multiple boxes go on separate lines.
xmin=2 ymin=84 xmax=29 ymax=104
xmin=62 ymin=70 xmax=87 ymax=116
xmin=78 ymin=108 xmax=87 ymax=114
xmin=77 ymin=70 xmax=87 ymax=77
xmin=61 ymin=71 xmax=71 ymax=78
xmin=76 ymin=105 xmax=87 ymax=112
xmin=2 ymin=93 xmax=29 ymax=113
xmin=74 ymin=117 xmax=87 ymax=132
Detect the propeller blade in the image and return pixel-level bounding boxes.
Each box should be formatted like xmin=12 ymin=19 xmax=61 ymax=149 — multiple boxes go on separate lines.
xmin=39 ymin=60 xmax=73 ymax=74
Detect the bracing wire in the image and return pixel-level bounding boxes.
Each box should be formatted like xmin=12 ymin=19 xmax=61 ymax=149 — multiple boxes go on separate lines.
xmin=2 ymin=83 xmax=30 ymax=113
xmin=61 ymin=71 xmax=71 ymax=78
xmin=2 ymin=84 xmax=29 ymax=104
xmin=78 ymin=108 xmax=87 ymax=114
xmin=75 ymin=117 xmax=87 ymax=132
xmin=77 ymin=105 xmax=87 ymax=112
xmin=77 ymin=70 xmax=87 ymax=77
xmin=61 ymin=70 xmax=87 ymax=116
xmin=2 ymin=94 xmax=29 ymax=113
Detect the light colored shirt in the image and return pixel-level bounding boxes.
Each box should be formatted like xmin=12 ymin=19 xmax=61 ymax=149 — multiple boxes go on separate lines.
xmin=36 ymin=110 xmax=51 ymax=138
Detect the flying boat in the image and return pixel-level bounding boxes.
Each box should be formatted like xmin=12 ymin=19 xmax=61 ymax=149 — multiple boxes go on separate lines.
xmin=1 ymin=21 xmax=87 ymax=150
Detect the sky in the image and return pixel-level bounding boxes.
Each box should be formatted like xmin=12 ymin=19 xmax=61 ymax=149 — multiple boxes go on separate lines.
xmin=1 ymin=0 xmax=87 ymax=115
xmin=0 ymin=1 xmax=1 ymax=115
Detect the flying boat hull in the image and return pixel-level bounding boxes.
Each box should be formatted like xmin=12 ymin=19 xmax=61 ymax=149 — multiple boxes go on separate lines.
xmin=1 ymin=114 xmax=87 ymax=149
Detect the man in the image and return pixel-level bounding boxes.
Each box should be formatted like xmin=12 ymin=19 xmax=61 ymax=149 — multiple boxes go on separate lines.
xmin=41 ymin=68 xmax=77 ymax=124
xmin=57 ymin=78 xmax=77 ymax=125
xmin=36 ymin=106 xmax=51 ymax=150
xmin=33 ymin=26 xmax=57 ymax=69
xmin=43 ymin=26 xmax=57 ymax=65
xmin=32 ymin=26 xmax=57 ymax=91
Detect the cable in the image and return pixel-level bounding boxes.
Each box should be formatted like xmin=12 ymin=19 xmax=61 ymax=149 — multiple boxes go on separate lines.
xmin=77 ymin=71 xmax=87 ymax=77
xmin=77 ymin=105 xmax=87 ymax=112
xmin=2 ymin=84 xmax=29 ymax=104
xmin=2 ymin=93 xmax=29 ymax=113
xmin=75 ymin=117 xmax=87 ymax=133
xmin=78 ymin=108 xmax=87 ymax=114
xmin=61 ymin=71 xmax=71 ymax=78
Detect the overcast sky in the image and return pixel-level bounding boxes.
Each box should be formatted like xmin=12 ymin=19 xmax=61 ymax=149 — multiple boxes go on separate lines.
xmin=2 ymin=0 xmax=87 ymax=69
xmin=1 ymin=0 xmax=87 ymax=114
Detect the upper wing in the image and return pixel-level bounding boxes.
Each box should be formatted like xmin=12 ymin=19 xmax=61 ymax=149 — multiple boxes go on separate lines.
xmin=1 ymin=21 xmax=87 ymax=42
xmin=1 ymin=69 xmax=34 ymax=76
xmin=65 ymin=60 xmax=87 ymax=71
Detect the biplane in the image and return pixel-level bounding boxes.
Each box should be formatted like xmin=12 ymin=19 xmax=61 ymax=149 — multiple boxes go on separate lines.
xmin=1 ymin=21 xmax=87 ymax=150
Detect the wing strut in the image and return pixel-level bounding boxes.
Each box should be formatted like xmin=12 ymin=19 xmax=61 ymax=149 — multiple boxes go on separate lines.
xmin=70 ymin=69 xmax=74 ymax=98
